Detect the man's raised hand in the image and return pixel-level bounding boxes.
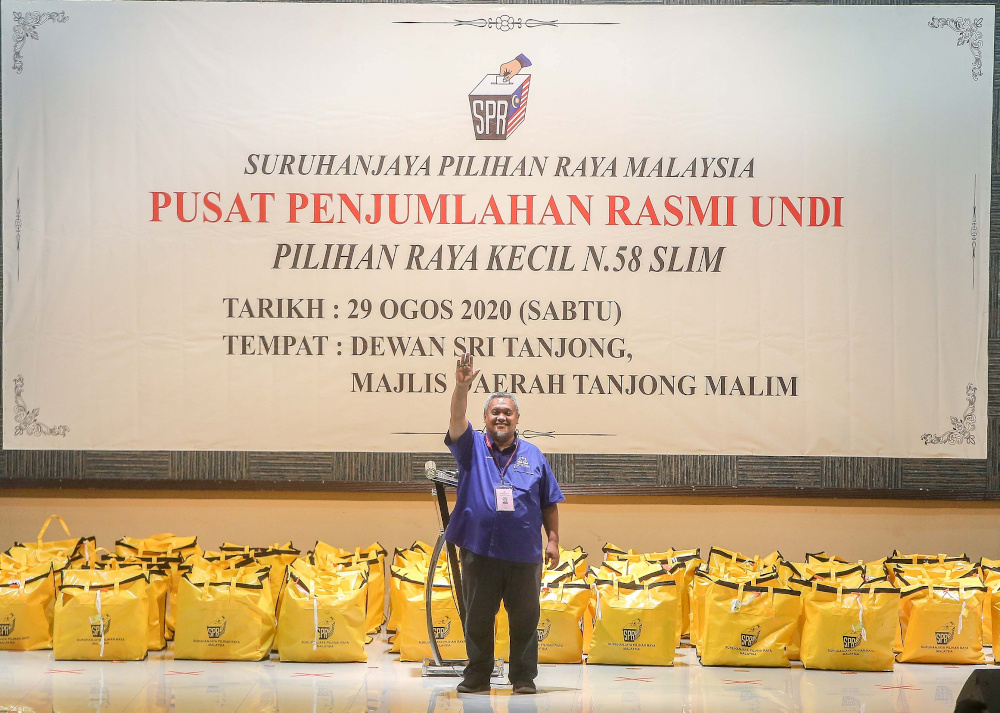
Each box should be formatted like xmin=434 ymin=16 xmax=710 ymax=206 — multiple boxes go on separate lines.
xmin=455 ymin=352 xmax=481 ymax=389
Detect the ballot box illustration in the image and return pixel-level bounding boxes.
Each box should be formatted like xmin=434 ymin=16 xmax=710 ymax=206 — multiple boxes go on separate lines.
xmin=469 ymin=74 xmax=531 ymax=140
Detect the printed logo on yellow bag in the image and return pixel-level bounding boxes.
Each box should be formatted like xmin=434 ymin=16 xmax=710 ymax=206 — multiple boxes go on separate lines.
xmin=537 ymin=619 xmax=552 ymax=642
xmin=89 ymin=613 xmax=110 ymax=637
xmin=206 ymin=616 xmax=227 ymax=639
xmin=740 ymin=624 xmax=760 ymax=648
xmin=843 ymin=630 xmax=861 ymax=649
xmin=0 ymin=613 xmax=14 ymax=637
xmin=622 ymin=619 xmax=643 ymax=643
xmin=317 ymin=618 xmax=335 ymax=640
xmin=935 ymin=621 xmax=956 ymax=645
xmin=432 ymin=616 xmax=453 ymax=640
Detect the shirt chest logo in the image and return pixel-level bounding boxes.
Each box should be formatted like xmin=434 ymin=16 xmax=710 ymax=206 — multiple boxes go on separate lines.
xmin=515 ymin=456 xmax=530 ymax=469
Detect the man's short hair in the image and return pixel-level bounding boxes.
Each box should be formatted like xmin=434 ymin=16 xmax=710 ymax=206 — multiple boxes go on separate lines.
xmin=484 ymin=391 xmax=520 ymax=416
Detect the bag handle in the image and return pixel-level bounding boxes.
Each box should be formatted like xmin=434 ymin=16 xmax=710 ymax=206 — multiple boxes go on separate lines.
xmin=37 ymin=515 xmax=71 ymax=545
xmin=958 ymin=582 xmax=967 ymax=635
xmin=89 ymin=546 xmax=111 ymax=569
xmin=731 ymin=583 xmax=747 ymax=613
xmin=310 ymin=579 xmax=319 ymax=652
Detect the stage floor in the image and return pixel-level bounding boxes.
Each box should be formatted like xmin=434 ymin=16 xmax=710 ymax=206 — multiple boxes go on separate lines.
xmin=0 ymin=641 xmax=990 ymax=712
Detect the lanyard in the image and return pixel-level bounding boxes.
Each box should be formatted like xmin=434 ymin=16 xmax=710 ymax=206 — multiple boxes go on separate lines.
xmin=487 ymin=435 xmax=519 ymax=485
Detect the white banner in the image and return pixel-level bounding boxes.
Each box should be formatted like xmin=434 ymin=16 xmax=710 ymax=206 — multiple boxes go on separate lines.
xmin=2 ymin=2 xmax=992 ymax=456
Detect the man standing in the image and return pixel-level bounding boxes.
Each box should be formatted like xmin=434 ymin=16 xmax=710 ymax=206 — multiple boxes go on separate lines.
xmin=445 ymin=352 xmax=564 ymax=695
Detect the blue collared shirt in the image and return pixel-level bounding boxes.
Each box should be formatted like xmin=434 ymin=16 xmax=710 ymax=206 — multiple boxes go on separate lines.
xmin=444 ymin=423 xmax=564 ymax=564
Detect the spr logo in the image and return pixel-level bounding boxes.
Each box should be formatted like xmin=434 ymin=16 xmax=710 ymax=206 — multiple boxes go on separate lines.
xmin=935 ymin=621 xmax=956 ymax=645
xmin=842 ymin=633 xmax=860 ymax=649
xmin=432 ymin=617 xmax=452 ymax=640
xmin=317 ymin=618 xmax=336 ymax=640
xmin=622 ymin=618 xmax=643 ymax=643
xmin=207 ymin=616 xmax=227 ymax=639
xmin=537 ymin=619 xmax=552 ymax=642
xmin=740 ymin=624 xmax=760 ymax=648
xmin=0 ymin=613 xmax=14 ymax=637
xmin=469 ymin=54 xmax=532 ymax=140
xmin=89 ymin=613 xmax=111 ymax=637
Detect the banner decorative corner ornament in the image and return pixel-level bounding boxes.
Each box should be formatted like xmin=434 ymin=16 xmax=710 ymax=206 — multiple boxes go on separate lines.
xmin=11 ymin=10 xmax=67 ymax=74
xmin=928 ymin=16 xmax=984 ymax=80
xmin=13 ymin=375 xmax=68 ymax=437
xmin=921 ymin=384 xmax=977 ymax=447
xmin=1 ymin=4 xmax=991 ymax=457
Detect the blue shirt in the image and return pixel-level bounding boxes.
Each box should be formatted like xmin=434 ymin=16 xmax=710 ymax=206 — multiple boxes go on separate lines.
xmin=444 ymin=423 xmax=564 ymax=564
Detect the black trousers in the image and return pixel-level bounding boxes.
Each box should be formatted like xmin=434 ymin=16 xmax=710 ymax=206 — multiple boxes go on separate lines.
xmin=459 ymin=549 xmax=543 ymax=684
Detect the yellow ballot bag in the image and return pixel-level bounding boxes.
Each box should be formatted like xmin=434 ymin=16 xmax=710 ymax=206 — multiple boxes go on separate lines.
xmin=221 ymin=542 xmax=301 ymax=612
xmin=115 ymin=533 xmax=201 ymax=560
xmin=387 ymin=565 xmax=440 ymax=652
xmin=980 ymin=565 xmax=1000 ymax=646
xmin=313 ymin=551 xmax=384 ymax=635
xmin=691 ymin=568 xmax=779 ymax=656
xmin=699 ymin=580 xmax=801 ymax=668
xmin=398 ymin=586 xmax=466 ymax=663
xmin=173 ymin=571 xmax=276 ymax=661
xmin=800 ymin=583 xmax=899 ymax=671
xmin=53 ymin=574 xmax=149 ymax=661
xmin=103 ymin=552 xmax=186 ymax=642
xmin=313 ymin=541 xmax=387 ymax=634
xmin=90 ymin=561 xmax=170 ymax=652
xmin=0 ymin=567 xmax=56 ymax=651
xmin=7 ymin=515 xmax=96 ymax=568
xmin=276 ymin=570 xmax=368 ymax=663
xmin=537 ymin=580 xmax=591 ymax=663
xmin=588 ymin=579 xmax=679 ymax=666
xmin=898 ymin=581 xmax=985 ymax=664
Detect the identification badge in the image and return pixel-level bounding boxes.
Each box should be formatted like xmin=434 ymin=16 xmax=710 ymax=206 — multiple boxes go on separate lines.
xmin=495 ymin=487 xmax=514 ymax=512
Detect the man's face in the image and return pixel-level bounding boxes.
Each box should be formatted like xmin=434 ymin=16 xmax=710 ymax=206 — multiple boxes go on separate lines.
xmin=484 ymin=397 xmax=519 ymax=446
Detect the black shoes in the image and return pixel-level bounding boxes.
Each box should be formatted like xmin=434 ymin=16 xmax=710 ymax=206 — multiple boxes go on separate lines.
xmin=457 ymin=679 xmax=491 ymax=694
xmin=456 ymin=679 xmax=536 ymax=695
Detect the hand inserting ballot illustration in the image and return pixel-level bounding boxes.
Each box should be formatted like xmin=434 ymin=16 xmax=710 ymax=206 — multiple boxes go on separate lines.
xmin=499 ymin=53 xmax=532 ymax=82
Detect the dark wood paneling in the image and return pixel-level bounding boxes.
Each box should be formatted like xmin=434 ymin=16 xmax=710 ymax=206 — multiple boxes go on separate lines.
xmin=331 ymin=452 xmax=411 ymax=482
xmin=246 ymin=452 xmax=333 ymax=482
xmin=822 ymin=458 xmax=901 ymax=491
xmin=737 ymin=457 xmax=823 ymax=488
xmin=659 ymin=455 xmax=737 ymax=487
xmin=547 ymin=454 xmax=575 ymax=485
xmin=572 ymin=454 xmax=659 ymax=486
xmin=171 ymin=452 xmax=247 ymax=481
xmin=901 ymin=459 xmax=989 ymax=492
xmin=83 ymin=452 xmax=171 ymax=480
xmin=3 ymin=451 xmax=84 ymax=481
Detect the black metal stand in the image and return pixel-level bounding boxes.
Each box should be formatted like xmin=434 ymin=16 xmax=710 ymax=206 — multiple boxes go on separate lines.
xmin=421 ymin=462 xmax=504 ymax=680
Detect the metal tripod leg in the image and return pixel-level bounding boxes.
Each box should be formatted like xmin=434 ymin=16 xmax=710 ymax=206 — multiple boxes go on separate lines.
xmin=421 ymin=482 xmax=503 ymax=679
